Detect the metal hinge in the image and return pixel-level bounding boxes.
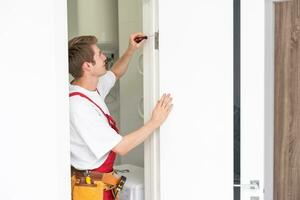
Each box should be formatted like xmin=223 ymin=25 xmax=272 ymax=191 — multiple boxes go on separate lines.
xmin=155 ymin=31 xmax=159 ymax=50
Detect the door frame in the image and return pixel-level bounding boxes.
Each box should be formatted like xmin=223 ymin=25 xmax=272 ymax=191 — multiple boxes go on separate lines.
xmin=143 ymin=0 xmax=160 ymax=200
xmin=265 ymin=1 xmax=291 ymax=200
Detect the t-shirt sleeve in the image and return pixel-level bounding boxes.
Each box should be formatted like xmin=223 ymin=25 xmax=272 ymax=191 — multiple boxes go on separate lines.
xmin=70 ymin=98 xmax=122 ymax=159
xmin=97 ymin=70 xmax=116 ymax=98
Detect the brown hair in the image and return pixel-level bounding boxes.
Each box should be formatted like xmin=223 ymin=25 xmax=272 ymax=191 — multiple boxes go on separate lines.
xmin=68 ymin=35 xmax=98 ymax=78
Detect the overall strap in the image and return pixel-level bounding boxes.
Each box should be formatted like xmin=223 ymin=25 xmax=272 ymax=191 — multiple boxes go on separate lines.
xmin=69 ymin=92 xmax=119 ymax=133
xmin=69 ymin=92 xmax=107 ymax=117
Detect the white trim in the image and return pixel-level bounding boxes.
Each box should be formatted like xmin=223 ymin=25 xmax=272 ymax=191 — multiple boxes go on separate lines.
xmin=55 ymin=0 xmax=71 ymax=199
xmin=143 ymin=0 xmax=160 ymax=200
xmin=264 ymin=0 xmax=278 ymax=200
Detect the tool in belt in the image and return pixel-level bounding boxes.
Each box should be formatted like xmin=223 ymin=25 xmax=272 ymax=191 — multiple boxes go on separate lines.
xmin=71 ymin=167 xmax=126 ymax=199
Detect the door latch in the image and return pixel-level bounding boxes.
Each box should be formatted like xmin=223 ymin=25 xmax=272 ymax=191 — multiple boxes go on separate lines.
xmin=233 ymin=180 xmax=260 ymax=190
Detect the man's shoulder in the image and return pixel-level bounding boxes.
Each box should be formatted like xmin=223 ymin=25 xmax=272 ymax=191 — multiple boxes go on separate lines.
xmin=69 ymin=95 xmax=94 ymax=113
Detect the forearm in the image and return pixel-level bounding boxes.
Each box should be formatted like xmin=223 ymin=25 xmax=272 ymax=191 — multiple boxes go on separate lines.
xmin=113 ymin=93 xmax=173 ymax=156
xmin=111 ymin=48 xmax=135 ymax=79
xmin=112 ymin=120 xmax=158 ymax=156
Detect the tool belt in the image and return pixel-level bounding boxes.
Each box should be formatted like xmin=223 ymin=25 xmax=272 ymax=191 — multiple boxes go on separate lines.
xmin=71 ymin=167 xmax=126 ymax=200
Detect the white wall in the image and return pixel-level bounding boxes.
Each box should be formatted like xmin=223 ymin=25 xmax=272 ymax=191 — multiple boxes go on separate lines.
xmin=67 ymin=0 xmax=118 ymax=46
xmin=118 ymin=0 xmax=144 ymax=167
xmin=158 ymin=1 xmax=233 ymax=199
xmin=0 ymin=0 xmax=70 ymax=199
xmin=67 ymin=0 xmax=78 ymax=39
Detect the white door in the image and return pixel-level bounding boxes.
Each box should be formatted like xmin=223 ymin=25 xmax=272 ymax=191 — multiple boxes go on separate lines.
xmin=157 ymin=1 xmax=234 ymax=199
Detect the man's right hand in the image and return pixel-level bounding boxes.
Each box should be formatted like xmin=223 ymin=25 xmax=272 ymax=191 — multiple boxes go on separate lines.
xmin=150 ymin=93 xmax=173 ymax=128
xmin=112 ymin=93 xmax=173 ymax=156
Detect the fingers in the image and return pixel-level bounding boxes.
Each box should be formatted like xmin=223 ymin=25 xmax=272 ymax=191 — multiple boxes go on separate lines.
xmin=159 ymin=93 xmax=166 ymax=107
xmin=163 ymin=96 xmax=172 ymax=109
xmin=159 ymin=93 xmax=172 ymax=109
xmin=136 ymin=38 xmax=146 ymax=46
xmin=167 ymin=104 xmax=173 ymax=113
xmin=151 ymin=93 xmax=173 ymax=126
xmin=131 ymin=32 xmax=145 ymax=42
xmin=130 ymin=32 xmax=147 ymax=46
xmin=162 ymin=94 xmax=171 ymax=109
xmin=159 ymin=94 xmax=164 ymax=104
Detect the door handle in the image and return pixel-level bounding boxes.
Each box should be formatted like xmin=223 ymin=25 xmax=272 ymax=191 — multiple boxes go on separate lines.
xmin=233 ymin=180 xmax=260 ymax=190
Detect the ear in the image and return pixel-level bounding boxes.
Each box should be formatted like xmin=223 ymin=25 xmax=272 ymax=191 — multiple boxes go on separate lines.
xmin=81 ymin=62 xmax=92 ymax=73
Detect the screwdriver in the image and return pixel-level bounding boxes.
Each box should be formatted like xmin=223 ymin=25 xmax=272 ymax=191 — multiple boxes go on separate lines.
xmin=134 ymin=35 xmax=155 ymax=43
xmin=85 ymin=176 xmax=92 ymax=184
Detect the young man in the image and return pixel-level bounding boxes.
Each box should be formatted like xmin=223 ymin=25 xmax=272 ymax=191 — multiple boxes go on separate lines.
xmin=68 ymin=33 xmax=172 ymax=200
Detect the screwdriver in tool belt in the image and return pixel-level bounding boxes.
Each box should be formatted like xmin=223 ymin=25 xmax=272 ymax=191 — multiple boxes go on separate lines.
xmin=85 ymin=176 xmax=92 ymax=184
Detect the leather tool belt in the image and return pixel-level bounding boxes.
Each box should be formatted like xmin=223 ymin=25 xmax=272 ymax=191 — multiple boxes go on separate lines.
xmin=71 ymin=167 xmax=126 ymax=200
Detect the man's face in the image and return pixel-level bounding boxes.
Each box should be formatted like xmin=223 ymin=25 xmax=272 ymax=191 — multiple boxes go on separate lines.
xmin=89 ymin=44 xmax=107 ymax=77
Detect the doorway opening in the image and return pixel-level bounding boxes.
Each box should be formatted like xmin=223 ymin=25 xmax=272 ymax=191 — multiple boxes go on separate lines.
xmin=67 ymin=0 xmax=151 ymax=199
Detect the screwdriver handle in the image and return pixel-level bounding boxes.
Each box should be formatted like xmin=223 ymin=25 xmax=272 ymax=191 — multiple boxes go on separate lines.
xmin=134 ymin=36 xmax=148 ymax=43
xmin=85 ymin=176 xmax=92 ymax=184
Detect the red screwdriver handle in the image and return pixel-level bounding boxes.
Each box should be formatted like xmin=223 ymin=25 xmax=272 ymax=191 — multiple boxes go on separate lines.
xmin=134 ymin=36 xmax=148 ymax=43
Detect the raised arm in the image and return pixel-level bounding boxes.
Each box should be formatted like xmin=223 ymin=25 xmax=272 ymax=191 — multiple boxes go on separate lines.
xmin=111 ymin=32 xmax=146 ymax=80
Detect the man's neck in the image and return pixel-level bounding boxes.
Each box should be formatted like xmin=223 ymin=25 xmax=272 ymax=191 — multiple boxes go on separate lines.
xmin=72 ymin=76 xmax=99 ymax=91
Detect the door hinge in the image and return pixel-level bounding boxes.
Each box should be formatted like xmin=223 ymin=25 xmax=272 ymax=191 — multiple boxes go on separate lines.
xmin=155 ymin=31 xmax=159 ymax=50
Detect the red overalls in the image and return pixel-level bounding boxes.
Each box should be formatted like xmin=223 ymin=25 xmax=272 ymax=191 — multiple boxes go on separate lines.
xmin=70 ymin=91 xmax=120 ymax=200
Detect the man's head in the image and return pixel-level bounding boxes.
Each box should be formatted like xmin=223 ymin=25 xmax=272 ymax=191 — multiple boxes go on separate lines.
xmin=68 ymin=35 xmax=107 ymax=79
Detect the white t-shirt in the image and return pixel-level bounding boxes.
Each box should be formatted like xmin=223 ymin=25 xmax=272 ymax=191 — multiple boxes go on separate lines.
xmin=69 ymin=71 xmax=122 ymax=170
